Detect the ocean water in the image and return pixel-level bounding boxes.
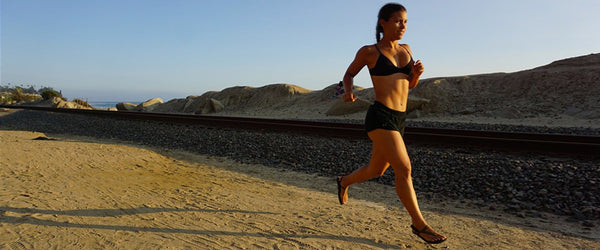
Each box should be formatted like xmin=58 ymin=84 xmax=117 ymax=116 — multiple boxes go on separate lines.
xmin=88 ymin=101 xmax=141 ymax=109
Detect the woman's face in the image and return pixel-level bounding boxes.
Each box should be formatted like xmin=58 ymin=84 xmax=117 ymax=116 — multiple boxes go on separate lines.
xmin=380 ymin=10 xmax=407 ymax=40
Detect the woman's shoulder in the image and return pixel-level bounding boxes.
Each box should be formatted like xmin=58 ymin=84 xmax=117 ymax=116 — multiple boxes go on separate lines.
xmin=399 ymin=43 xmax=413 ymax=52
xmin=358 ymin=44 xmax=378 ymax=51
xmin=357 ymin=44 xmax=379 ymax=56
xmin=398 ymin=44 xmax=413 ymax=57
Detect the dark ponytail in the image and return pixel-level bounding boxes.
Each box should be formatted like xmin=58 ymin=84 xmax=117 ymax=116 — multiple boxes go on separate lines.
xmin=376 ymin=23 xmax=384 ymax=42
xmin=376 ymin=3 xmax=406 ymax=42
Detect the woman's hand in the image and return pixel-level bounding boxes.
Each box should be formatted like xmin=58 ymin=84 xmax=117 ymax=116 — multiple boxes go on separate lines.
xmin=343 ymin=92 xmax=357 ymax=102
xmin=412 ymin=60 xmax=424 ymax=76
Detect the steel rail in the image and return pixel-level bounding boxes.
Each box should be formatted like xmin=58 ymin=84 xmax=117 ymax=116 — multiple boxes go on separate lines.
xmin=2 ymin=105 xmax=599 ymax=156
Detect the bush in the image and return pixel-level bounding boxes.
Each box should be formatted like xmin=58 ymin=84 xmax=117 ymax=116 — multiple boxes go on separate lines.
xmin=41 ymin=90 xmax=62 ymax=100
xmin=11 ymin=88 xmax=25 ymax=102
xmin=1 ymin=93 xmax=13 ymax=104
xmin=22 ymin=94 xmax=42 ymax=103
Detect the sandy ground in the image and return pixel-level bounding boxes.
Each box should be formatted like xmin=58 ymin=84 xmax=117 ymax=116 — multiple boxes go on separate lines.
xmin=1 ymin=128 xmax=598 ymax=249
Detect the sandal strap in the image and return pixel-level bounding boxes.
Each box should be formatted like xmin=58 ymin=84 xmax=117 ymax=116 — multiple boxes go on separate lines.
xmin=411 ymin=225 xmax=446 ymax=244
xmin=337 ymin=177 xmax=345 ymax=205
xmin=412 ymin=225 xmax=441 ymax=237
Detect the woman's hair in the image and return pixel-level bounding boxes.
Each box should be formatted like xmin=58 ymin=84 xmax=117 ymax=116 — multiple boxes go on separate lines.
xmin=376 ymin=3 xmax=406 ymax=42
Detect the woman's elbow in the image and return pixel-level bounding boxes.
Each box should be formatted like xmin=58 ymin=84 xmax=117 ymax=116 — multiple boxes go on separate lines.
xmin=343 ymin=72 xmax=355 ymax=81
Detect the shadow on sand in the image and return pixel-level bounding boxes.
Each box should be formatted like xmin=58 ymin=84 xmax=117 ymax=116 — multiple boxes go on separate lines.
xmin=0 ymin=206 xmax=403 ymax=249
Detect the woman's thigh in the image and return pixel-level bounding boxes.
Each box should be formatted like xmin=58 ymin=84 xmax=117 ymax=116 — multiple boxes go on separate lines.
xmin=368 ymin=129 xmax=411 ymax=172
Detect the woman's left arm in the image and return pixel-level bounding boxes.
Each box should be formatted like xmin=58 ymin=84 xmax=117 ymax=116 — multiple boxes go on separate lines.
xmin=409 ymin=60 xmax=424 ymax=89
xmin=403 ymin=44 xmax=424 ymax=89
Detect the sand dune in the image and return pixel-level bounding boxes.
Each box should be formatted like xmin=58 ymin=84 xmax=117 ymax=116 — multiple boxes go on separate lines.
xmin=129 ymin=53 xmax=600 ymax=128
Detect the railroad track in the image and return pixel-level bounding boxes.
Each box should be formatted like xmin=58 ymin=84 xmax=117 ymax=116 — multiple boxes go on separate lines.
xmin=2 ymin=105 xmax=599 ymax=156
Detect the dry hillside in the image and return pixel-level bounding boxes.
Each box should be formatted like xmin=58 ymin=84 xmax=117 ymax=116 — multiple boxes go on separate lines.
xmin=411 ymin=53 xmax=600 ymax=120
xmin=136 ymin=53 xmax=599 ymax=128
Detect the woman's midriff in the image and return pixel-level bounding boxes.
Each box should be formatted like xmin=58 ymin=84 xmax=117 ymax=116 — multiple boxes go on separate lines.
xmin=371 ymin=74 xmax=410 ymax=112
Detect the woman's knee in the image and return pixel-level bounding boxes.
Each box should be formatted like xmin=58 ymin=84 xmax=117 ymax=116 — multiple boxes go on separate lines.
xmin=393 ymin=164 xmax=412 ymax=180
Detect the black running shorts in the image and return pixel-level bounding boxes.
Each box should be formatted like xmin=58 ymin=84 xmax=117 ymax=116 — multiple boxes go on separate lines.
xmin=364 ymin=101 xmax=406 ymax=137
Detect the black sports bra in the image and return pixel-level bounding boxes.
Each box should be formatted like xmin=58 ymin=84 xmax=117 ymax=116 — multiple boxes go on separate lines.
xmin=369 ymin=45 xmax=413 ymax=76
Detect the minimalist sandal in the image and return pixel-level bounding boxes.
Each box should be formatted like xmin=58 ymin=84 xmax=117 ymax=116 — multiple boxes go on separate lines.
xmin=336 ymin=176 xmax=346 ymax=205
xmin=411 ymin=225 xmax=447 ymax=244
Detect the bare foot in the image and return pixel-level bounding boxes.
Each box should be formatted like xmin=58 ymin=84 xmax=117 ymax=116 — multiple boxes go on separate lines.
xmin=336 ymin=176 xmax=348 ymax=205
xmin=411 ymin=225 xmax=447 ymax=244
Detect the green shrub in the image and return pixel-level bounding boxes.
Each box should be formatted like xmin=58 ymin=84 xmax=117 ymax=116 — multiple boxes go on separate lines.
xmin=22 ymin=94 xmax=41 ymax=103
xmin=41 ymin=90 xmax=62 ymax=100
xmin=10 ymin=88 xmax=25 ymax=103
xmin=1 ymin=93 xmax=13 ymax=104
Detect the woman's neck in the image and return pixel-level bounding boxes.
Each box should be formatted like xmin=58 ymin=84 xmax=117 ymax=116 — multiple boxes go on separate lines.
xmin=377 ymin=37 xmax=399 ymax=49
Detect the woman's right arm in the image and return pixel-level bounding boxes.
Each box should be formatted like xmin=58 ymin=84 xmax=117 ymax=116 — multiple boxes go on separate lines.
xmin=342 ymin=46 xmax=369 ymax=102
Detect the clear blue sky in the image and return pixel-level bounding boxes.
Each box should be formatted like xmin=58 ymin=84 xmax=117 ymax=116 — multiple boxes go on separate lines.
xmin=2 ymin=0 xmax=599 ymax=102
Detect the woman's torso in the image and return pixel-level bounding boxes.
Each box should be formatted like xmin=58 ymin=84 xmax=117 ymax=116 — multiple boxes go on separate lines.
xmin=367 ymin=44 xmax=412 ymax=112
